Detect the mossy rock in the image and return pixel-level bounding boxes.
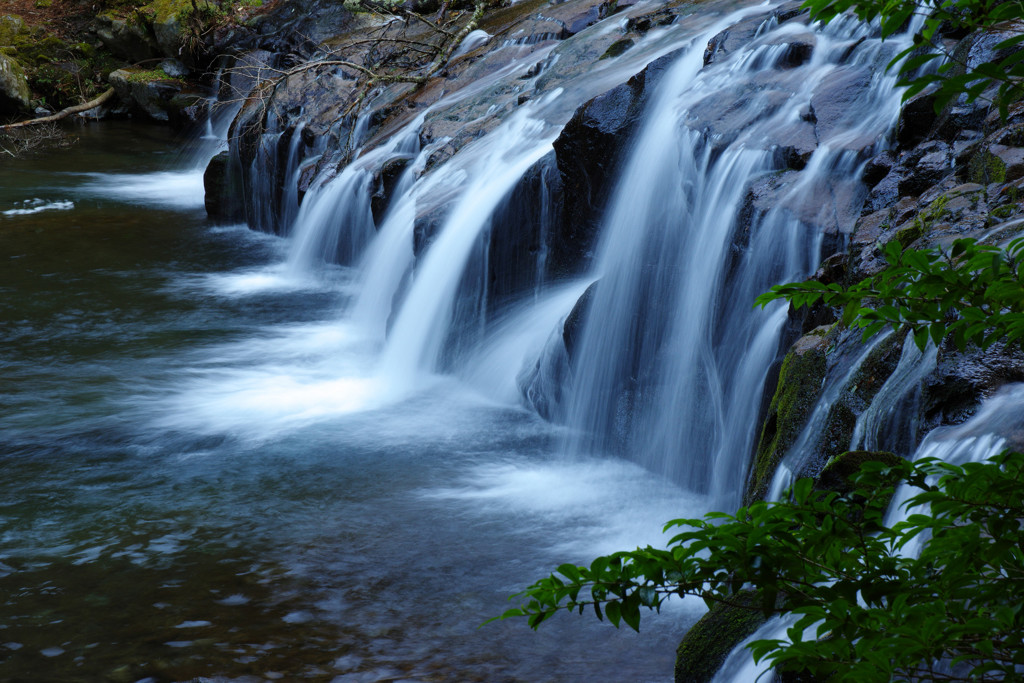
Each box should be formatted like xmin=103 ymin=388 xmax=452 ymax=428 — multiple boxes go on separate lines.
xmin=0 ymin=14 xmax=27 ymax=46
xmin=969 ymin=149 xmax=1008 ymax=185
xmin=746 ymin=326 xmax=831 ymax=504
xmin=0 ymin=52 xmax=30 ymax=114
xmin=815 ymin=450 xmax=903 ymax=496
xmin=675 ymin=591 xmax=770 ymax=683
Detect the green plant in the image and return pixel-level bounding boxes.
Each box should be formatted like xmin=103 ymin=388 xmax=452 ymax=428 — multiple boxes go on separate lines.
xmin=756 ymin=237 xmax=1024 ymax=352
xmin=495 ymin=454 xmax=1024 ymax=681
xmin=801 ymin=0 xmax=1024 ymax=119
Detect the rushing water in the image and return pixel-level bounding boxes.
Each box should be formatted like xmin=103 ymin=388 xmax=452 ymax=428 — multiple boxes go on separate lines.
xmin=0 ymin=124 xmax=711 ymax=682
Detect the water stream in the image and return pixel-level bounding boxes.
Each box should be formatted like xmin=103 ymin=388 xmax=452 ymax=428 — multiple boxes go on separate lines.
xmin=0 ymin=124 xmax=706 ymax=682
xmin=3 ymin=0 xmax=1020 ymax=679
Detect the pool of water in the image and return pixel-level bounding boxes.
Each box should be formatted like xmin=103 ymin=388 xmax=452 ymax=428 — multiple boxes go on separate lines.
xmin=0 ymin=122 xmax=707 ymax=682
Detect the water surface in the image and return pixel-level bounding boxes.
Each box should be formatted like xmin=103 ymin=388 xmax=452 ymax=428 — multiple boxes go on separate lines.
xmin=0 ymin=123 xmax=705 ymax=682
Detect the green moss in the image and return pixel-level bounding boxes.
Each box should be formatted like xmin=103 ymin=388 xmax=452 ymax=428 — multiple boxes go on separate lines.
xmin=887 ymin=194 xmax=949 ymax=250
xmin=990 ymin=204 xmax=1017 ymax=220
xmin=891 ymin=221 xmax=923 ymax=247
xmin=746 ymin=329 xmax=830 ymax=504
xmin=123 ymin=67 xmax=180 ymax=83
xmin=675 ymin=591 xmax=770 ymax=683
xmin=969 ymin=150 xmax=1008 ymax=184
xmin=599 ymin=38 xmax=634 ymax=60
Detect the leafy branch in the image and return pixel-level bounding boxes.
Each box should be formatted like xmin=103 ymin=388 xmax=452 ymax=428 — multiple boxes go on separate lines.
xmin=756 ymin=237 xmax=1024 ymax=351
xmin=801 ymin=0 xmax=1024 ymax=118
xmin=494 ymin=454 xmax=1024 ymax=682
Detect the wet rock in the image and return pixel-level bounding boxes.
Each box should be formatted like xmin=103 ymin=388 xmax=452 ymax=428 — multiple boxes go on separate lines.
xmin=370 ymin=156 xmax=411 ymax=225
xmin=518 ymin=320 xmax=571 ymax=421
xmin=920 ymin=342 xmax=1024 ymax=434
xmin=863 ymin=151 xmax=895 ymax=187
xmin=746 ymin=326 xmax=831 ymax=504
xmin=897 ymin=141 xmax=952 ymax=196
xmin=487 ymin=152 xmax=565 ymax=305
xmin=675 ymin=590 xmax=770 ymax=683
xmin=703 ymin=0 xmax=806 ymax=66
xmin=0 ymin=53 xmax=29 ymax=114
xmin=203 ymin=151 xmax=245 ymax=221
xmin=896 ymin=86 xmax=938 ymax=147
xmin=551 ymin=72 xmax=647 ymax=275
xmin=814 ymin=450 xmax=903 ymax=501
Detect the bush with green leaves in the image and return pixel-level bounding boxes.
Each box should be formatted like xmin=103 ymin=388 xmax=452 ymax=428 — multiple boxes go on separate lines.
xmin=756 ymin=237 xmax=1024 ymax=352
xmin=495 ymin=454 xmax=1024 ymax=681
xmin=496 ymin=234 xmax=1024 ymax=679
xmin=802 ymin=0 xmax=1024 ymax=119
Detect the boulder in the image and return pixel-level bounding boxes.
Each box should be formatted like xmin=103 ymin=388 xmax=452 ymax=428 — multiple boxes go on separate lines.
xmin=94 ymin=14 xmax=160 ymax=63
xmin=674 ymin=591 xmax=771 ymax=683
xmin=0 ymin=52 xmax=29 ymax=114
xmin=109 ymin=67 xmax=202 ymax=124
xmin=746 ymin=326 xmax=831 ymax=504
xmin=815 ymin=450 xmax=903 ymax=496
xmin=203 ymin=150 xmax=245 ymax=221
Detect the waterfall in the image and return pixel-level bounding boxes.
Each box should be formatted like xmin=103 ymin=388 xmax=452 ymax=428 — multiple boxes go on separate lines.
xmin=850 ymin=332 xmax=938 ymax=453
xmin=376 ymin=97 xmax=562 ymax=395
xmin=716 ymin=384 xmax=1024 ymax=683
xmin=560 ymin=8 xmax=913 ymax=507
xmin=766 ymin=330 xmax=893 ymax=502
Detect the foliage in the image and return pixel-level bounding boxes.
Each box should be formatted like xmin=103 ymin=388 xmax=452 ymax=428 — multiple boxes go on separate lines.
xmin=495 ymin=453 xmax=1024 ymax=682
xmin=756 ymin=237 xmax=1024 ymax=352
xmin=801 ymin=0 xmax=1024 ymax=119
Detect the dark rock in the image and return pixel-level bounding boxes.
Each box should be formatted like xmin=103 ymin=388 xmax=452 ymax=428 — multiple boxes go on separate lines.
xmin=746 ymin=327 xmax=830 ymax=504
xmin=94 ymin=14 xmax=160 ymax=63
xmin=675 ymin=590 xmax=776 ymax=683
xmin=863 ymin=151 xmax=895 ymax=187
xmin=550 ymin=68 xmax=650 ymax=276
xmin=600 ymin=38 xmax=634 ymax=60
xmin=703 ymin=0 xmax=806 ymax=67
xmin=896 ymin=86 xmax=939 ymax=148
xmin=204 ymin=151 xmax=245 ymax=221
xmin=487 ymin=153 xmax=565 ymax=305
xmin=370 ymin=156 xmax=411 ymax=225
xmin=518 ymin=320 xmax=571 ymax=421
xmin=108 ymin=68 xmax=199 ymax=124
xmin=562 ymin=280 xmax=597 ymax=363
xmin=814 ymin=450 xmax=902 ymax=496
xmin=920 ymin=342 xmax=1024 ymax=435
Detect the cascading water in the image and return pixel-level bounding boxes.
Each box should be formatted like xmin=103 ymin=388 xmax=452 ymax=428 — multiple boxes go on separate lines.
xmin=716 ymin=383 xmax=1024 ymax=683
xmin=766 ymin=330 xmax=893 ymax=502
xmin=560 ymin=7 xmax=916 ymax=507
xmin=850 ymin=332 xmax=938 ymax=453
xmin=376 ymin=97 xmax=563 ymax=394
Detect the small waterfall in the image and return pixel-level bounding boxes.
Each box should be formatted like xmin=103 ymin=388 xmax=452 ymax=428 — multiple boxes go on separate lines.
xmin=766 ymin=330 xmax=892 ymax=502
xmin=850 ymin=332 xmax=938 ymax=453
xmin=561 ymin=8 xmax=914 ymax=506
xmin=285 ymin=116 xmax=423 ymax=274
xmin=715 ymin=383 xmax=1024 ymax=683
xmin=377 ymin=97 xmax=563 ymax=395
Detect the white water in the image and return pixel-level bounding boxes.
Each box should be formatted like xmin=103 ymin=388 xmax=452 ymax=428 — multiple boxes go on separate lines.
xmin=33 ymin=2 xmax=1014 ymax=681
xmin=717 ymin=384 xmax=1024 ymax=683
xmin=562 ymin=7 xmax=915 ymax=508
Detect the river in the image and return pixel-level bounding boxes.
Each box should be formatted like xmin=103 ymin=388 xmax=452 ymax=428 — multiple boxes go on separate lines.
xmin=0 ymin=122 xmax=710 ymax=682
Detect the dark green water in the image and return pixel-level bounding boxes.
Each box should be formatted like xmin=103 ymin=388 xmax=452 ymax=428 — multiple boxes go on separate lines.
xmin=0 ymin=122 xmax=704 ymax=682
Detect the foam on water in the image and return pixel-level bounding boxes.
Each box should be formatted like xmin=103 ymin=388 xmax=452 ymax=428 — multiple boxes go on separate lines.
xmin=2 ymin=199 xmax=75 ymax=217
xmin=72 ymin=170 xmax=206 ymax=209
